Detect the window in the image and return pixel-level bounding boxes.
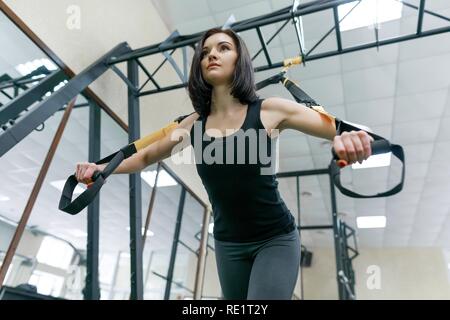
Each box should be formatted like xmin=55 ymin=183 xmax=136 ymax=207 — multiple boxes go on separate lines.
xmin=36 ymin=236 xmax=74 ymax=269
xmin=338 ymin=0 xmax=403 ymax=31
xmin=28 ymin=270 xmax=65 ymax=296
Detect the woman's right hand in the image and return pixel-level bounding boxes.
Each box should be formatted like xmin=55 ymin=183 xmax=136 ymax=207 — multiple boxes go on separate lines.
xmin=75 ymin=162 xmax=100 ymax=184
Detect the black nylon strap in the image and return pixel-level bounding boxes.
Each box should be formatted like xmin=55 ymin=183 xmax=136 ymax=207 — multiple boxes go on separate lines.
xmin=270 ymin=74 xmax=406 ymax=199
xmin=59 ymin=114 xmax=190 ymax=215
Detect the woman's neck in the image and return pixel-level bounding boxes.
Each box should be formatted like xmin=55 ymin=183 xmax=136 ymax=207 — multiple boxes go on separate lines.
xmin=210 ymin=85 xmax=244 ymax=116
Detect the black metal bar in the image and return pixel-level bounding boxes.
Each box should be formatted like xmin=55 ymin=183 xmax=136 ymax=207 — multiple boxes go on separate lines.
xmin=296 ymin=177 xmax=301 ymax=227
xmin=277 ymin=168 xmax=329 ymax=178
xmin=305 ymin=0 xmax=361 ymax=58
xmin=298 ymin=224 xmax=334 ymax=230
xmin=111 ymin=64 xmax=138 ymax=94
xmin=417 ymin=0 xmax=426 ymax=35
xmin=153 ymin=270 xmax=193 ymax=293
xmin=397 ymin=0 xmax=450 ymax=23
xmin=0 ymin=70 xmax=67 ymax=125
xmin=84 ymin=98 xmax=101 ymax=300
xmin=0 ymin=76 xmax=45 ymax=90
xmin=178 ymin=239 xmax=198 ymax=256
xmin=1 ymin=89 xmax=13 ymax=100
xmin=333 ymin=6 xmax=343 ymax=52
xmin=0 ymin=42 xmax=131 ymax=157
xmin=252 ymin=19 xmax=290 ymax=61
xmin=328 ymin=167 xmax=345 ymax=300
xmin=256 ymin=27 xmax=272 ymax=66
xmin=254 ymin=25 xmax=450 ymax=72
xmin=127 ymin=59 xmax=144 ymax=300
xmin=165 ymin=188 xmax=186 ymax=300
xmin=138 ymin=83 xmax=187 ymax=97
xmin=109 ymin=0 xmax=358 ymax=65
xmin=136 ymin=59 xmax=160 ymax=91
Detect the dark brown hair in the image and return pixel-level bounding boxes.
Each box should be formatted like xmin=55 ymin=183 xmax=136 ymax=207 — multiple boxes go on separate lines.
xmin=188 ymin=28 xmax=258 ymax=117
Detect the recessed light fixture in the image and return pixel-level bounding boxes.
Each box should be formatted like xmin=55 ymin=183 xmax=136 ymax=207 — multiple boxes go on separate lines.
xmin=0 ymin=195 xmax=10 ymax=201
xmin=356 ymin=216 xmax=386 ymax=229
xmin=141 ymin=169 xmax=178 ymax=187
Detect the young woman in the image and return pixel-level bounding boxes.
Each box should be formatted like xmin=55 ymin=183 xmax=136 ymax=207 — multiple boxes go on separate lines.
xmin=76 ymin=28 xmax=372 ymax=300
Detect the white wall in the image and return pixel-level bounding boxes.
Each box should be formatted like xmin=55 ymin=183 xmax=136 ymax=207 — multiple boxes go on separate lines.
xmin=3 ymin=0 xmax=209 ymax=205
xmin=299 ymin=246 xmax=450 ymax=300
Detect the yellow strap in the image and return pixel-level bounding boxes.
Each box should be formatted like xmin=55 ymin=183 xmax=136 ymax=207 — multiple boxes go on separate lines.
xmin=311 ymin=105 xmax=337 ymax=129
xmin=134 ymin=121 xmax=179 ymax=150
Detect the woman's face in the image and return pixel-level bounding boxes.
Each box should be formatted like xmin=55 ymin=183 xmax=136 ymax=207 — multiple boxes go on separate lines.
xmin=200 ymin=32 xmax=238 ymax=86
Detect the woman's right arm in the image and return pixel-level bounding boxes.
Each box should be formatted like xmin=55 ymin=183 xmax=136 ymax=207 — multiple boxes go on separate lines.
xmin=75 ymin=112 xmax=199 ymax=184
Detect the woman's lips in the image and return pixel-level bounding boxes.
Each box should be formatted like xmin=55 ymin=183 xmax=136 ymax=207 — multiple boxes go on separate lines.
xmin=207 ymin=64 xmax=220 ymax=69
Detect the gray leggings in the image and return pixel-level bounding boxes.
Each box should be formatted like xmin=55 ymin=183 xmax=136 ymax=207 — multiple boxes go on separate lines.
xmin=214 ymin=229 xmax=301 ymax=300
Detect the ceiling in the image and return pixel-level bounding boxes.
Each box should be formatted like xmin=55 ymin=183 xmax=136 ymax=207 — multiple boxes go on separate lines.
xmin=1 ymin=0 xmax=450 ymax=256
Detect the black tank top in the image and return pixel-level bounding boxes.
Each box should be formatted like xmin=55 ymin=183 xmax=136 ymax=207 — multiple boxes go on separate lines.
xmin=190 ymin=98 xmax=296 ymax=242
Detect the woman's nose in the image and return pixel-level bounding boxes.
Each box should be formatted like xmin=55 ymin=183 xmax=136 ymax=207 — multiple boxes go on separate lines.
xmin=208 ymin=48 xmax=218 ymax=60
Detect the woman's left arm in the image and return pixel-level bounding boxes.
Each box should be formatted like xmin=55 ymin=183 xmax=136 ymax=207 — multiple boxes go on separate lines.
xmin=266 ymin=97 xmax=373 ymax=165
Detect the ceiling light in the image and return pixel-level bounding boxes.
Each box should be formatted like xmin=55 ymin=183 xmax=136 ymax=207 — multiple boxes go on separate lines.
xmin=338 ymin=0 xmax=403 ymax=32
xmin=0 ymin=195 xmax=10 ymax=201
xmin=65 ymin=229 xmax=87 ymax=237
xmin=126 ymin=227 xmax=154 ymax=237
xmin=357 ymin=215 xmax=386 ymax=229
xmin=141 ymin=169 xmax=178 ymax=187
xmin=50 ymin=180 xmax=85 ymax=195
xmin=15 ymin=58 xmax=57 ymax=76
xmin=352 ymin=152 xmax=391 ymax=169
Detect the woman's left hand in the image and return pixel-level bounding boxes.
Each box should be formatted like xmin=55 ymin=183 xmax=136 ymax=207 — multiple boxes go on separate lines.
xmin=332 ymin=131 xmax=374 ymax=165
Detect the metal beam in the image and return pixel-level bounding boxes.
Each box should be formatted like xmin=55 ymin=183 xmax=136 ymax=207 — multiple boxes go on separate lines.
xmin=127 ymin=59 xmax=144 ymax=300
xmin=277 ymin=168 xmax=329 ymax=178
xmin=84 ymin=99 xmax=101 ymax=300
xmin=108 ymin=0 xmax=357 ymax=65
xmin=0 ymin=70 xmax=67 ymax=125
xmin=0 ymin=42 xmax=131 ymax=157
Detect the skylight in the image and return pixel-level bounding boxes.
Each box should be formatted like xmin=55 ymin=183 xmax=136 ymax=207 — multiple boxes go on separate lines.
xmin=338 ymin=0 xmax=403 ymax=32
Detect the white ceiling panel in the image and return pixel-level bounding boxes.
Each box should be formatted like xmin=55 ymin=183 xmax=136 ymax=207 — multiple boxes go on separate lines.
xmin=394 ymin=88 xmax=447 ymax=123
xmin=346 ymin=97 xmax=394 ymax=127
xmin=295 ymin=74 xmax=345 ymax=106
xmin=340 ymin=44 xmax=399 ymax=73
xmin=397 ymin=53 xmax=450 ymax=95
xmin=393 ymin=118 xmax=440 ymax=144
xmin=342 ymin=63 xmax=397 ymax=103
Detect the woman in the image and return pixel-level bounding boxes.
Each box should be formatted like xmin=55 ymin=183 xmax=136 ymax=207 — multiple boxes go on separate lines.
xmin=76 ymin=28 xmax=372 ymax=300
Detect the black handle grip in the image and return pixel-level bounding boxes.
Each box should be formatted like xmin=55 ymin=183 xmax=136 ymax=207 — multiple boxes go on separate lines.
xmin=332 ymin=139 xmax=392 ymax=167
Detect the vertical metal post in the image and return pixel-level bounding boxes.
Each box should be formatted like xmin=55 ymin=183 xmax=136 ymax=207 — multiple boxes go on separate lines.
xmin=84 ymin=99 xmax=101 ymax=300
xmin=164 ymin=188 xmax=186 ymax=300
xmin=333 ymin=6 xmax=343 ymax=52
xmin=194 ymin=206 xmax=211 ymax=300
xmin=296 ymin=176 xmax=304 ymax=300
xmin=328 ymin=168 xmax=345 ymax=300
xmin=127 ymin=59 xmax=143 ymax=300
xmin=417 ymin=0 xmax=426 ymax=34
